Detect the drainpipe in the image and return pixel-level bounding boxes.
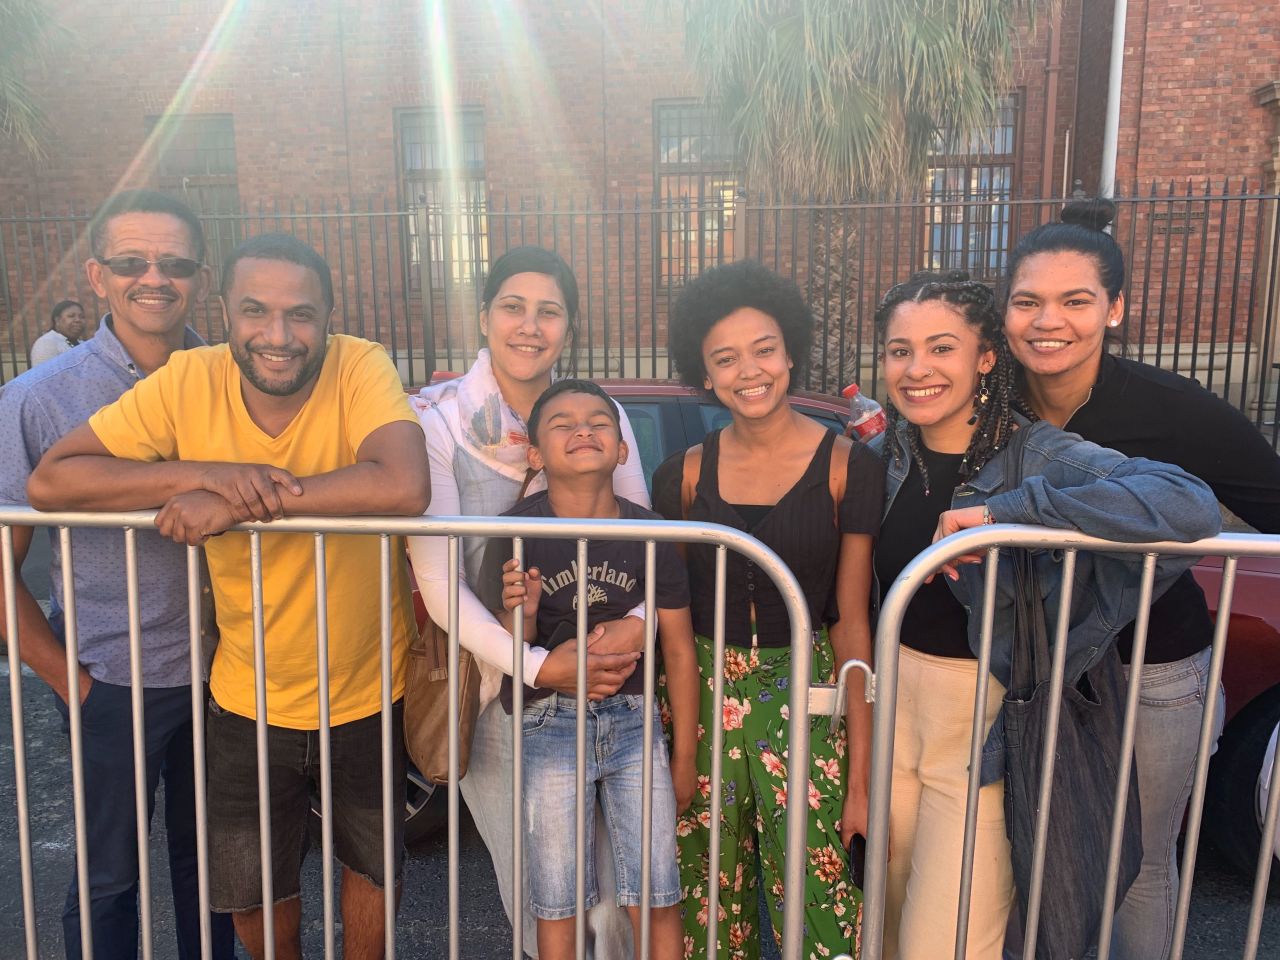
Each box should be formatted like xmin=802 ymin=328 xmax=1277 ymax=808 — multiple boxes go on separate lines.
xmin=1099 ymin=0 xmax=1129 ymax=197
xmin=1254 ymin=81 xmax=1280 ymax=419
xmin=1040 ymin=14 xmax=1063 ymax=198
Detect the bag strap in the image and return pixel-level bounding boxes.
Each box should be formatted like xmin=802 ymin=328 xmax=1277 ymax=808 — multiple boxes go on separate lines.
xmin=679 ymin=444 xmax=702 ymax=521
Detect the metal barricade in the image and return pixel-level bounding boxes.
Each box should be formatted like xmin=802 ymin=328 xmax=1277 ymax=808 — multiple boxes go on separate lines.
xmin=859 ymin=525 xmax=1280 ymax=960
xmin=0 ymin=506 xmax=834 ymax=960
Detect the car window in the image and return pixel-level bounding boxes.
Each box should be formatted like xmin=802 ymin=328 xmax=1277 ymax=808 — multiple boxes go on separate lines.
xmin=616 ymin=401 xmax=665 ymax=490
xmin=697 ymin=402 xmax=734 ymax=435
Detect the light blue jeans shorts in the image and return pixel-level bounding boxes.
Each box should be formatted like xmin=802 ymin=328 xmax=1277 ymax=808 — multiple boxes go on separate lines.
xmin=521 ymin=692 xmax=682 ymax=920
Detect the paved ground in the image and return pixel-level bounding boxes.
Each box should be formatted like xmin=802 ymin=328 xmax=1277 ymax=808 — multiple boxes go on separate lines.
xmin=1 ymin=532 xmax=1277 ymax=958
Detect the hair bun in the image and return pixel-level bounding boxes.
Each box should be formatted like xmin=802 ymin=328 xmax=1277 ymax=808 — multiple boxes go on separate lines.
xmin=1060 ymin=197 xmax=1116 ymax=233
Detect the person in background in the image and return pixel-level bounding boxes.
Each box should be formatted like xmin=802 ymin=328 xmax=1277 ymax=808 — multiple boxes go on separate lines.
xmin=30 ymin=299 xmax=89 ymax=366
xmin=1003 ymin=199 xmax=1280 ymax=960
xmin=653 ymin=259 xmax=883 ymax=959
xmin=407 ymin=245 xmax=653 ymax=958
xmin=0 ymin=190 xmax=233 ymax=960
xmin=28 ymin=232 xmax=428 ymax=960
xmin=871 ymin=269 xmax=1220 ymax=960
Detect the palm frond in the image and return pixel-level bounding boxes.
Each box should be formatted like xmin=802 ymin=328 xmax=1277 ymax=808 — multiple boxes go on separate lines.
xmin=0 ymin=0 xmax=64 ymax=159
xmin=680 ymin=0 xmax=1052 ymax=200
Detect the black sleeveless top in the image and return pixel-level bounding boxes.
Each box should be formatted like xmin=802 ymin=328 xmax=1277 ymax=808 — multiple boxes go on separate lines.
xmin=653 ymin=428 xmax=885 ymax=648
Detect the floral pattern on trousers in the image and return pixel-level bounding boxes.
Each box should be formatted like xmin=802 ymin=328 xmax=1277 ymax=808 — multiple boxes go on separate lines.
xmin=662 ymin=632 xmax=862 ymax=960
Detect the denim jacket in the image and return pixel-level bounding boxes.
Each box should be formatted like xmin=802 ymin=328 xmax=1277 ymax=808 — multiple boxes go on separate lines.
xmin=873 ymin=415 xmax=1221 ymax=783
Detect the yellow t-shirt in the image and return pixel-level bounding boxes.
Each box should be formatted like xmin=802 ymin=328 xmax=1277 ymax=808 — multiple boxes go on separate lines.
xmin=89 ymin=334 xmax=418 ymax=729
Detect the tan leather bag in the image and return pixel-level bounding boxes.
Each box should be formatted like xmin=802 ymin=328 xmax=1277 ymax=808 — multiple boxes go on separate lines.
xmin=404 ymin=468 xmax=538 ymax=785
xmin=404 ymin=615 xmax=481 ymax=785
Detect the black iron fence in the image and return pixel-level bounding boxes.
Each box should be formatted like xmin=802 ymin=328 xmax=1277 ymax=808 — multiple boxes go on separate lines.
xmin=3 ymin=181 xmax=1278 ymax=435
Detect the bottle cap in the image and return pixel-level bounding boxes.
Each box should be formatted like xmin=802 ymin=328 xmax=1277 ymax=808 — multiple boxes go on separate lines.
xmin=841 ymin=383 xmax=860 ymax=399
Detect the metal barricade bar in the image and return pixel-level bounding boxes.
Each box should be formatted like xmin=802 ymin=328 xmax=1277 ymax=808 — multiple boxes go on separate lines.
xmin=1095 ymin=553 xmax=1159 ymax=960
xmin=1 ymin=525 xmax=38 ymax=959
xmin=187 ymin=544 xmax=215 ymax=960
xmin=0 ymin=508 xmax=812 ymax=960
xmin=16 ymin=509 xmax=1280 ymax=958
xmin=313 ymin=533 xmax=336 ymax=960
xmin=865 ymin=524 xmax=1280 ymax=960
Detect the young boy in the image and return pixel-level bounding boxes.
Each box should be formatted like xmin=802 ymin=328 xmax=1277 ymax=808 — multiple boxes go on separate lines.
xmin=477 ymin=378 xmax=698 ymax=960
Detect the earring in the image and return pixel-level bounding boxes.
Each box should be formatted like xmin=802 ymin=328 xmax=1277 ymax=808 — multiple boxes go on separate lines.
xmin=1107 ymin=319 xmax=1121 ymax=328
xmin=968 ymin=373 xmax=990 ymax=426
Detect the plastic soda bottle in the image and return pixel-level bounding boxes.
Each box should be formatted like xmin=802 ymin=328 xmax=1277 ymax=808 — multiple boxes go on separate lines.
xmin=841 ymin=383 xmax=886 ymax=441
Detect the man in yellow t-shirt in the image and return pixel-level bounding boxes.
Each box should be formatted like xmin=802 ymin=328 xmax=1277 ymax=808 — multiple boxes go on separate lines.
xmin=30 ymin=233 xmax=430 ymax=960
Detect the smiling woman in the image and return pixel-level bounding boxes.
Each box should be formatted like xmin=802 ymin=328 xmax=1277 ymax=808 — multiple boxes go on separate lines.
xmin=654 ymin=260 xmax=884 ymax=959
xmin=1004 ymin=201 xmax=1280 ymax=960
xmin=405 ymin=245 xmax=652 ymax=958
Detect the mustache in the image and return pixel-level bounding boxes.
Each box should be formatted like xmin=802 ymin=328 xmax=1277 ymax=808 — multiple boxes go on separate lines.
xmin=128 ymin=286 xmax=177 ymax=299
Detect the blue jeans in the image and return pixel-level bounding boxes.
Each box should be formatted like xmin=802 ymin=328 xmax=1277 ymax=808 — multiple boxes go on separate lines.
xmin=521 ymin=694 xmax=680 ymax=919
xmin=54 ymin=681 xmax=235 ymax=960
xmin=1110 ymin=648 xmax=1224 ymax=960
xmin=461 ymin=697 xmax=636 ymax=958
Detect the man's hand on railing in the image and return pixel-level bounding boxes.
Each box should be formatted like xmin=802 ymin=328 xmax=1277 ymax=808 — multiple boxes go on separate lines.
xmin=156 ymin=490 xmax=240 ymax=545
xmin=198 ymin=462 xmax=302 ymax=523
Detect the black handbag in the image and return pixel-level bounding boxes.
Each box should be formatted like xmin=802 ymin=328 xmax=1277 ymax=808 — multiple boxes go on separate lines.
xmin=999 ymin=425 xmax=1143 ymax=960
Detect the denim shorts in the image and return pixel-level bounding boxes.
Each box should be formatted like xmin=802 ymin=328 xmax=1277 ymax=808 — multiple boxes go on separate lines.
xmin=205 ymin=698 xmax=406 ymax=912
xmin=521 ymin=693 xmax=681 ymax=919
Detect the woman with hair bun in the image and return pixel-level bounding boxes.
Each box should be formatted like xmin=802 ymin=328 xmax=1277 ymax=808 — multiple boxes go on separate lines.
xmin=1004 ymin=201 xmax=1280 ymax=959
xmin=871 ymin=270 xmax=1220 ymax=960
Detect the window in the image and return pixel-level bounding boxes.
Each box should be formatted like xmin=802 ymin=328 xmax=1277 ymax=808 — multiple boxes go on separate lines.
xmin=654 ymin=102 xmax=739 ymax=283
xmin=397 ymin=108 xmax=488 ymax=289
xmin=924 ymin=95 xmax=1020 ymax=279
xmin=146 ymin=114 xmax=240 ymax=215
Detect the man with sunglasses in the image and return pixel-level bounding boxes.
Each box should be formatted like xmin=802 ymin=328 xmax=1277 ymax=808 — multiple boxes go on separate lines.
xmin=0 ymin=189 xmax=234 ymax=960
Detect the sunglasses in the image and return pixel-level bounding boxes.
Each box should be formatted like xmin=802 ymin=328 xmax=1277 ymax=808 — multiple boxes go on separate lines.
xmin=96 ymin=256 xmax=203 ymax=279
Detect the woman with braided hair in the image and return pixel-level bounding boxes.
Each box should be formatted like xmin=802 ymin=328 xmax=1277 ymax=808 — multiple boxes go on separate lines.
xmin=870 ymin=270 xmax=1220 ymax=960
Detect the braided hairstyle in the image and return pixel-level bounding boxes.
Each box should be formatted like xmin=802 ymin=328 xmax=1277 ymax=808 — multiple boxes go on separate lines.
xmin=874 ymin=269 xmax=1037 ymax=494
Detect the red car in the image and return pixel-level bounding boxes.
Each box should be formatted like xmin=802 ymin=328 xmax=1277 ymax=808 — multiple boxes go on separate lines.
xmin=1195 ymin=557 xmax=1280 ymax=876
xmin=401 ymin=378 xmax=1280 ymax=877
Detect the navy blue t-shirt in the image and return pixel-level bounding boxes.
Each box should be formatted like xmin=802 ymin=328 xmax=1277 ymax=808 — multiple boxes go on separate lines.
xmin=477 ymin=490 xmax=691 ymax=710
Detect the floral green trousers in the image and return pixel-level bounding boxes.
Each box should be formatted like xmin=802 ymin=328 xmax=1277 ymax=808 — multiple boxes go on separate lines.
xmin=664 ymin=633 xmax=862 ymax=960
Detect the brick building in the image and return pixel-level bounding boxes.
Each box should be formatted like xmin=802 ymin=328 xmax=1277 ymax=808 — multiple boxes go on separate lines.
xmin=1 ymin=0 xmax=1277 ymax=399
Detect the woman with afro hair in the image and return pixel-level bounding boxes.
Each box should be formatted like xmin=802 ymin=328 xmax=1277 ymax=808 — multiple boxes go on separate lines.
xmin=653 ymin=259 xmax=885 ymax=958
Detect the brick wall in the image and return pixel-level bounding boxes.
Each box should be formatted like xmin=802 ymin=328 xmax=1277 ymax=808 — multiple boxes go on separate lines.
xmin=1 ymin=0 xmax=1274 ymax=391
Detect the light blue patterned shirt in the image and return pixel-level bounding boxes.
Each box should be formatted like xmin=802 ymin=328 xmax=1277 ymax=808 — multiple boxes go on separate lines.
xmin=0 ymin=316 xmax=205 ymax=687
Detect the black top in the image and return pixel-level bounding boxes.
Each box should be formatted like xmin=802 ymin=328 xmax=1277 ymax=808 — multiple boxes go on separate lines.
xmin=476 ymin=491 xmax=691 ymax=710
xmin=1061 ymin=353 xmax=1280 ymax=663
xmin=653 ymin=428 xmax=885 ymax=648
xmin=875 ymin=447 xmax=974 ymax=659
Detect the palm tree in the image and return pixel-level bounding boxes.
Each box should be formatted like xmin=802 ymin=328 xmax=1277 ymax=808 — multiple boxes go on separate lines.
xmin=678 ymin=0 xmax=1043 ymax=389
xmin=0 ymin=0 xmax=57 ymax=159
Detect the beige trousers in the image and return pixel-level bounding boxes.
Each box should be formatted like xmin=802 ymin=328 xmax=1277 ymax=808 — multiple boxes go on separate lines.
xmin=883 ymin=645 xmax=1015 ymax=960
